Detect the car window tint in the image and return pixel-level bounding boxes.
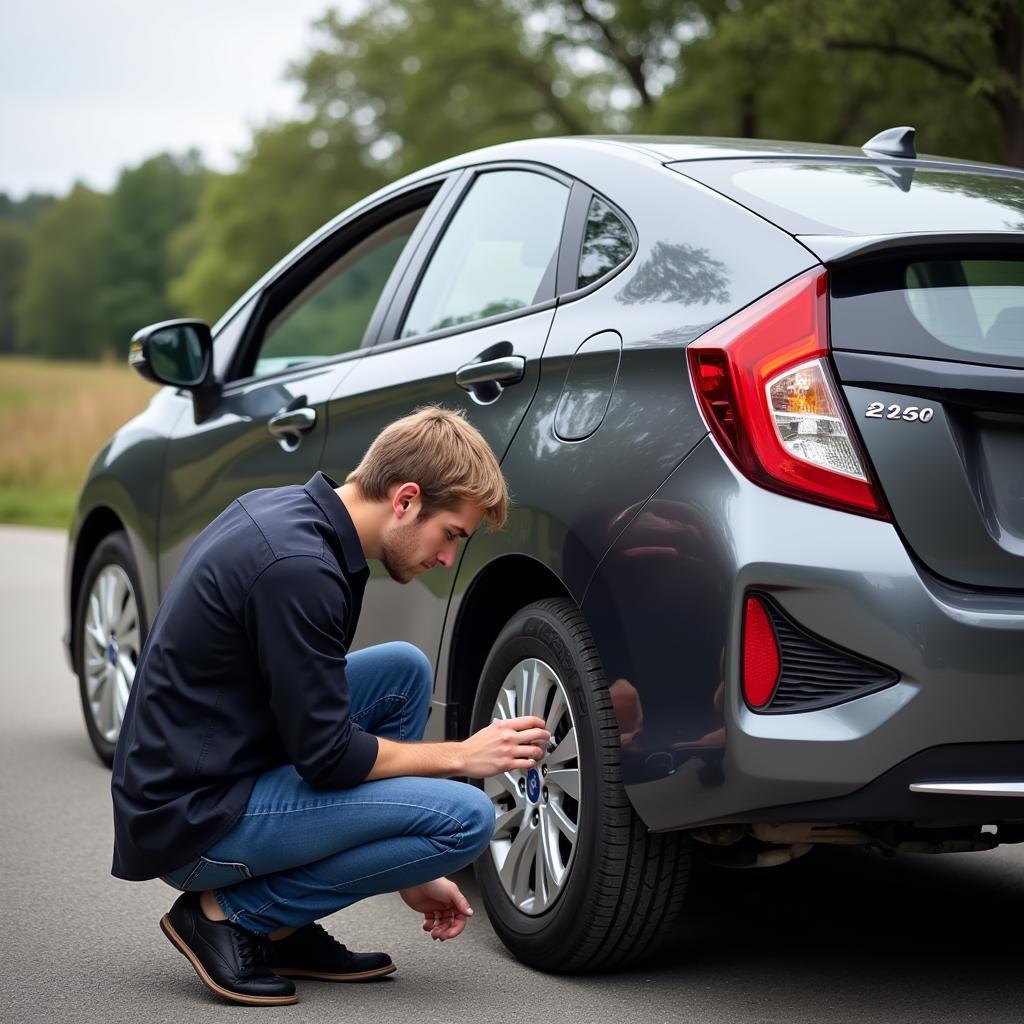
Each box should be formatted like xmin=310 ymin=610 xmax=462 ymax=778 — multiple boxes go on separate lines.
xmin=904 ymin=259 xmax=1024 ymax=358
xmin=253 ymin=208 xmax=424 ymax=378
xmin=401 ymin=170 xmax=569 ymax=338
xmin=578 ymin=196 xmax=633 ymax=288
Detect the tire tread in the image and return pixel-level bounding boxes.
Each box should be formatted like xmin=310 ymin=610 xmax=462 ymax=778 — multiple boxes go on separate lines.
xmin=515 ymin=598 xmax=690 ymax=973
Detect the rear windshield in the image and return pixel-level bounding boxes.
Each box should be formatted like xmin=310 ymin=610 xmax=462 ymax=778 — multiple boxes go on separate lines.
xmin=830 ymin=256 xmax=1024 ymax=367
xmin=673 ymin=160 xmax=1024 ymax=236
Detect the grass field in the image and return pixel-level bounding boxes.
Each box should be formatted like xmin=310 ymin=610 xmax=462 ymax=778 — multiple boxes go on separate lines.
xmin=0 ymin=356 xmax=157 ymax=528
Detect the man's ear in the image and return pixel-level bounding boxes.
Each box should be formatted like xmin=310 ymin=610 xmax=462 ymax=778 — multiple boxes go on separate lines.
xmin=391 ymin=481 xmax=422 ymax=518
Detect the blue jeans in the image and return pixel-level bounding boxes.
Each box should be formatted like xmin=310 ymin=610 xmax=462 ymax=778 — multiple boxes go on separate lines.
xmin=160 ymin=641 xmax=495 ymax=935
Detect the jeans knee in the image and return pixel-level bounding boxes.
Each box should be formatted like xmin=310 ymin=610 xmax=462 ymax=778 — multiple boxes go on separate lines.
xmin=389 ymin=641 xmax=431 ymax=696
xmin=390 ymin=641 xmax=431 ymax=722
xmin=459 ymin=784 xmax=496 ymax=858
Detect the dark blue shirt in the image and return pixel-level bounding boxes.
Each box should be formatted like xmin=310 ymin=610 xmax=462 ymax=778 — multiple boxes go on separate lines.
xmin=111 ymin=472 xmax=379 ymax=881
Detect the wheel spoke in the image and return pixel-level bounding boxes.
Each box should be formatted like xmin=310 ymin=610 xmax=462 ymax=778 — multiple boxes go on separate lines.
xmin=493 ymin=804 xmax=523 ymax=839
xmin=547 ymin=798 xmax=578 ymax=841
xmin=531 ymin=664 xmax=554 ymax=720
xmin=545 ymin=685 xmax=567 ymax=734
xmin=86 ymin=664 xmax=106 ymax=701
xmin=114 ymin=666 xmax=131 ymax=726
xmin=113 ymin=599 xmax=136 ymax=639
xmin=118 ymin=625 xmax=141 ymax=655
xmin=86 ymin=594 xmax=106 ymax=647
xmin=533 ymin=829 xmax=549 ymax=908
xmin=515 ymin=662 xmax=536 ymax=725
xmin=110 ymin=572 xmax=129 ymax=628
xmin=101 ymin=572 xmax=117 ymax=629
xmin=97 ymin=667 xmax=115 ymax=739
xmin=494 ymin=685 xmax=516 ymax=721
xmin=546 ymin=727 xmax=577 ymax=769
xmin=499 ymin=825 xmax=537 ymax=905
xmin=117 ymin=652 xmax=136 ymax=687
xmin=545 ymin=767 xmax=580 ymax=801
xmin=484 ymin=770 xmax=521 ymax=802
xmin=540 ymin=810 xmax=567 ymax=889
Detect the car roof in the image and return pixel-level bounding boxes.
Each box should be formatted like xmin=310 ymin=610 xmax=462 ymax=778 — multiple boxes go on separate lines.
xmin=578 ymin=134 xmax=1017 ymax=172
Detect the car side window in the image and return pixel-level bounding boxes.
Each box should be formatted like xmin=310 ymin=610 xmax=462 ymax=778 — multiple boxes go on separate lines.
xmin=577 ymin=196 xmax=634 ymax=289
xmin=251 ymin=207 xmax=425 ymax=379
xmin=401 ymin=170 xmax=569 ymax=339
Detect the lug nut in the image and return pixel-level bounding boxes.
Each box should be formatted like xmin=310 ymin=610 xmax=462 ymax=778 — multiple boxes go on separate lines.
xmin=541 ymin=764 xmax=547 ymax=776
xmin=532 ymin=810 xmax=539 ymax=826
xmin=518 ymin=778 xmax=526 ymax=794
xmin=542 ymin=787 xmax=549 ymax=802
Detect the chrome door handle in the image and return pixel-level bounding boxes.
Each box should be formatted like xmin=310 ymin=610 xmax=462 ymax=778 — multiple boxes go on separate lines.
xmin=455 ymin=355 xmax=526 ymax=390
xmin=267 ymin=407 xmax=316 ymax=439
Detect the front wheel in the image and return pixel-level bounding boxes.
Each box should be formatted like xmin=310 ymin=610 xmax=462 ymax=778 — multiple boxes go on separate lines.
xmin=471 ymin=598 xmax=691 ymax=972
xmin=74 ymin=532 xmax=147 ymax=766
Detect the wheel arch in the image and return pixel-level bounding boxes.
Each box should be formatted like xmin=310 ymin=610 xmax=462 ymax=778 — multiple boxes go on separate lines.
xmin=446 ymin=554 xmax=573 ymax=739
xmin=68 ymin=507 xmax=135 ymax=665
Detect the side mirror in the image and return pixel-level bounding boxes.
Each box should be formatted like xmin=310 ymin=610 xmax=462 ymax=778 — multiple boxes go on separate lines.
xmin=129 ymin=319 xmax=213 ymax=388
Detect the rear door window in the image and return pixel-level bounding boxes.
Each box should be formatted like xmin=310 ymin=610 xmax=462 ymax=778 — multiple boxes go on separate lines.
xmin=401 ymin=170 xmax=569 ymax=338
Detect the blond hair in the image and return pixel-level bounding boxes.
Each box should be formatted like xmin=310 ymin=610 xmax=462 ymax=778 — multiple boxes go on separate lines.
xmin=346 ymin=406 xmax=509 ymax=529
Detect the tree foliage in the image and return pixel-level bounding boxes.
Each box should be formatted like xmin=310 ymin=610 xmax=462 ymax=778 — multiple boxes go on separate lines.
xmin=0 ymin=221 xmax=31 ymax=353
xmin=8 ymin=0 xmax=1024 ymax=358
xmin=14 ymin=185 xmax=112 ymax=360
xmin=101 ymin=151 xmax=208 ymax=349
xmin=8 ymin=153 xmax=206 ymax=360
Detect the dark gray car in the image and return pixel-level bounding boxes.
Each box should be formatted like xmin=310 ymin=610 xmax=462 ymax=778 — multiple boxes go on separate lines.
xmin=65 ymin=130 xmax=1024 ymax=972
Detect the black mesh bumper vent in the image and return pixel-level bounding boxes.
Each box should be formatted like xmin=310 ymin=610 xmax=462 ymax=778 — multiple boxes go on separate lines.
xmin=755 ymin=593 xmax=900 ymax=713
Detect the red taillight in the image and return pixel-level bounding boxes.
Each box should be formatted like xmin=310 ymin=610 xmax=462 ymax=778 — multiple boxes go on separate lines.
xmin=743 ymin=595 xmax=780 ymax=709
xmin=688 ymin=269 xmax=888 ymax=519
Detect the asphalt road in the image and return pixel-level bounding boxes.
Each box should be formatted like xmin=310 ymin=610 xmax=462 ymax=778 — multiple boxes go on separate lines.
xmin=2 ymin=524 xmax=1023 ymax=1024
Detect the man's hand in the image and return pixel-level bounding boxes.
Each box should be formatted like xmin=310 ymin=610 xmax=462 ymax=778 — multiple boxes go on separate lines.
xmin=400 ymin=877 xmax=474 ymax=941
xmin=367 ymin=716 xmax=550 ymax=781
xmin=459 ymin=716 xmax=550 ymax=778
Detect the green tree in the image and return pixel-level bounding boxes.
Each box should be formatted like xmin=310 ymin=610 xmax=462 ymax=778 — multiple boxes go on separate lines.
xmin=0 ymin=221 xmax=31 ymax=353
xmin=0 ymin=191 xmax=56 ymax=225
xmin=764 ymin=0 xmax=1024 ymax=165
xmin=100 ymin=151 xmax=208 ymax=347
xmin=14 ymin=185 xmax=112 ymax=360
xmin=169 ymin=0 xmax=612 ymax=319
xmin=169 ymin=118 xmax=387 ymax=322
xmin=168 ymin=0 xmax=1024 ymax=324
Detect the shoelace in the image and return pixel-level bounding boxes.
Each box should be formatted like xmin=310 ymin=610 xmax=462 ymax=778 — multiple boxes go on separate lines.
xmin=232 ymin=928 xmax=271 ymax=977
xmin=305 ymin=922 xmax=350 ymax=956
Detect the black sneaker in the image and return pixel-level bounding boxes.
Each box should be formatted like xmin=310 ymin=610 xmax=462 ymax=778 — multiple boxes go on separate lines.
xmin=160 ymin=892 xmax=298 ymax=1006
xmin=267 ymin=922 xmax=395 ymax=982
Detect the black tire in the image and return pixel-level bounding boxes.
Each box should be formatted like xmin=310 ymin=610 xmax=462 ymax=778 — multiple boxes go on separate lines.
xmin=73 ymin=532 xmax=147 ymax=767
xmin=471 ymin=597 xmax=691 ymax=972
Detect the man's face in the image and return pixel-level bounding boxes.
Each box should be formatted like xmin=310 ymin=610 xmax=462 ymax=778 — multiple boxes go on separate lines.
xmin=380 ymin=498 xmax=484 ymax=584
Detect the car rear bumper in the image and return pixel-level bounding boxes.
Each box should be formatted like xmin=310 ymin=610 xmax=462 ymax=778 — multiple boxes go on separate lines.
xmin=582 ymin=435 xmax=1024 ymax=830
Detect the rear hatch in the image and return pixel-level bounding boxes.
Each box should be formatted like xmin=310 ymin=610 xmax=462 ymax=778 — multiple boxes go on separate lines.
xmin=673 ymin=158 xmax=1024 ymax=589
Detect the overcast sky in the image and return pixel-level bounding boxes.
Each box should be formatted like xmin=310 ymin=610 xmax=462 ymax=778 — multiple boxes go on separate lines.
xmin=1 ymin=0 xmax=357 ymax=199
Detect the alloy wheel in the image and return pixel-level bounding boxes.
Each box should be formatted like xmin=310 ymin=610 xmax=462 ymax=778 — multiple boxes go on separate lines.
xmin=484 ymin=657 xmax=581 ymax=915
xmin=82 ymin=565 xmax=141 ymax=744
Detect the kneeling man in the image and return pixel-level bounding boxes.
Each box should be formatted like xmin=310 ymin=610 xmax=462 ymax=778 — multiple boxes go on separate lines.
xmin=111 ymin=407 xmax=548 ymax=1006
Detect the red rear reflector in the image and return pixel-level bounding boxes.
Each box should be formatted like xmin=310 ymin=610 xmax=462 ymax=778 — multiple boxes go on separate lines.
xmin=743 ymin=596 xmax=780 ymax=709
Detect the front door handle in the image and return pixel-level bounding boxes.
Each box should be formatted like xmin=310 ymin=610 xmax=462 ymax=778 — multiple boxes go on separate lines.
xmin=267 ymin=407 xmax=317 ymax=451
xmin=455 ymin=355 xmax=526 ymax=390
xmin=267 ymin=407 xmax=316 ymax=438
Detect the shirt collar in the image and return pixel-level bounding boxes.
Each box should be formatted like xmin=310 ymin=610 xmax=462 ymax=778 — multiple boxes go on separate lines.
xmin=304 ymin=471 xmax=368 ymax=577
